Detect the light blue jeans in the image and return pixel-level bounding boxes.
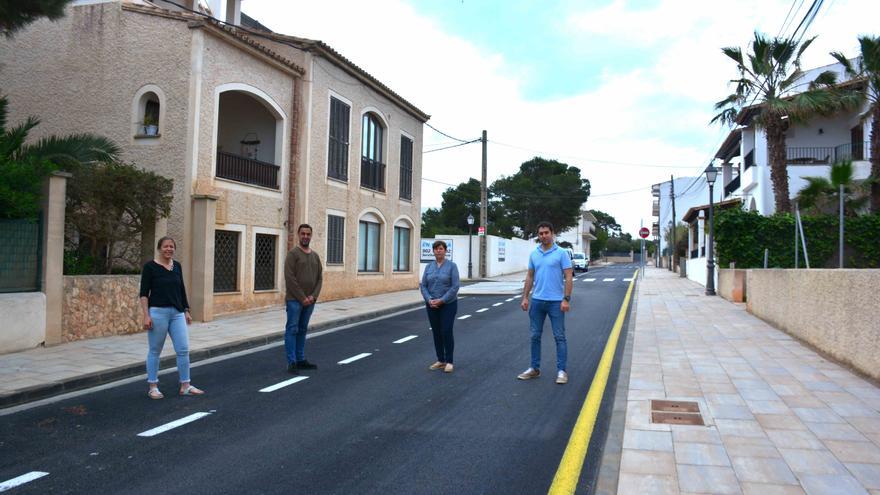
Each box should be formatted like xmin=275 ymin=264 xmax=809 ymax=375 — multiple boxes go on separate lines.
xmin=285 ymin=300 xmax=316 ymax=364
xmin=528 ymin=298 xmax=567 ymax=372
xmin=146 ymin=306 xmax=190 ymax=384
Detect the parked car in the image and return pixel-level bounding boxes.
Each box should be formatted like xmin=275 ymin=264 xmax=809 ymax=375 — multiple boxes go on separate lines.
xmin=572 ymin=252 xmax=588 ymax=272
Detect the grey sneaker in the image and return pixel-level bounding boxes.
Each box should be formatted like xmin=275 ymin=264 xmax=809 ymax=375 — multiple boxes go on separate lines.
xmin=556 ymin=370 xmax=568 ymax=384
xmin=517 ymin=368 xmax=541 ymax=380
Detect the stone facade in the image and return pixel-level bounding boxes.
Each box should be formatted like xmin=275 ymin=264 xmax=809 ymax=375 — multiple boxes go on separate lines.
xmin=62 ymin=275 xmax=142 ymax=342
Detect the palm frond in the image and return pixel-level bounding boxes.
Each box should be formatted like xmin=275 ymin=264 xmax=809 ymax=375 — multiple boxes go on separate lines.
xmin=858 ymin=35 xmax=880 ymax=74
xmin=721 ymin=46 xmax=744 ymax=66
xmin=830 ymin=51 xmax=858 ymax=78
xmin=807 ymin=70 xmax=838 ymax=89
xmin=794 ymin=36 xmax=817 ymax=67
xmin=0 ymin=116 xmax=40 ymax=160
xmin=795 ymin=176 xmax=831 ymax=209
xmin=829 ymin=160 xmax=854 ymax=187
xmin=710 ymin=108 xmax=738 ymax=127
xmin=18 ymin=134 xmax=120 ymax=168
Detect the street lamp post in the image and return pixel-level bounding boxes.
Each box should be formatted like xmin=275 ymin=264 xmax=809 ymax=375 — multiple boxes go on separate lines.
xmin=467 ymin=213 xmax=475 ymax=279
xmin=705 ymin=165 xmax=718 ymax=296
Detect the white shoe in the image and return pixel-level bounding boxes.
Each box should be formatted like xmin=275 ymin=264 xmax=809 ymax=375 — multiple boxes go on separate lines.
xmin=556 ymin=370 xmax=568 ymax=384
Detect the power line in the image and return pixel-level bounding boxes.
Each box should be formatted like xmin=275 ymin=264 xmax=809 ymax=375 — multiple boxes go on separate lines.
xmin=422 ymin=139 xmax=481 ymax=154
xmin=425 ymin=123 xmax=472 ymax=143
xmin=487 ymin=140 xmax=698 ymax=169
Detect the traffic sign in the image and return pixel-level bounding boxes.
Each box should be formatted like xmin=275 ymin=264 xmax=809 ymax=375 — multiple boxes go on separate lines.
xmin=478 ymin=226 xmax=486 ymax=236
xmin=639 ymin=227 xmax=650 ymax=239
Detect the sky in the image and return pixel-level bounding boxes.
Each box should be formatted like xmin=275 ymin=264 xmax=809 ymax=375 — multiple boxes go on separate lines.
xmin=244 ymin=0 xmax=879 ymax=237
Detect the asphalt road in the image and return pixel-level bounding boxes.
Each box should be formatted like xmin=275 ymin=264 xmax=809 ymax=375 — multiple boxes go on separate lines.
xmin=0 ymin=264 xmax=638 ymax=495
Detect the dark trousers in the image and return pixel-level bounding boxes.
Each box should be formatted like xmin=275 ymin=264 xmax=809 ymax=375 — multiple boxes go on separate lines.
xmin=426 ymin=300 xmax=457 ymax=364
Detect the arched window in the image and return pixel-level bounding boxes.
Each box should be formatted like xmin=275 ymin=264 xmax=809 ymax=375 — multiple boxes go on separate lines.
xmin=137 ymin=91 xmax=161 ymax=136
xmin=358 ymin=212 xmax=383 ymax=272
xmin=360 ymin=113 xmax=385 ymax=192
xmin=392 ymin=218 xmax=412 ymax=272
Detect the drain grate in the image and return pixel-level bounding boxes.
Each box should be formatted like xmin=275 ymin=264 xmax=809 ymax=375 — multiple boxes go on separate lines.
xmin=650 ymin=400 xmax=705 ymax=426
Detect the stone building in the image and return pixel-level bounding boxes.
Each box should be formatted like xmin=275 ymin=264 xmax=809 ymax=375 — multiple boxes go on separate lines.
xmin=0 ymin=0 xmax=428 ymax=325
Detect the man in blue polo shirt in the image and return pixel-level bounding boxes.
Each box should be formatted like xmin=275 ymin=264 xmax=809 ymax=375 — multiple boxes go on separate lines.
xmin=518 ymin=221 xmax=574 ymax=384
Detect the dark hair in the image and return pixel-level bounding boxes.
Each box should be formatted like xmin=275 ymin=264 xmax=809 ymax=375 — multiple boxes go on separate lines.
xmin=156 ymin=236 xmax=176 ymax=249
xmin=297 ymin=223 xmax=313 ymax=233
xmin=432 ymin=240 xmax=447 ymax=250
xmin=536 ymin=221 xmax=554 ymax=233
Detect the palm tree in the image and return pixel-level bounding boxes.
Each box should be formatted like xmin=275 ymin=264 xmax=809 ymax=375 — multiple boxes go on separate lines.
xmin=831 ymin=35 xmax=880 ymax=212
xmin=0 ymin=95 xmax=120 ymax=218
xmin=712 ymin=32 xmax=858 ymax=213
xmin=795 ymin=160 xmax=871 ymax=216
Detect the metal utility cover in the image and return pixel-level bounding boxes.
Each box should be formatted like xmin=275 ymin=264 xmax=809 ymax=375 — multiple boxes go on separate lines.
xmin=652 ymin=400 xmax=700 ymax=413
xmin=650 ymin=400 xmax=705 ymax=426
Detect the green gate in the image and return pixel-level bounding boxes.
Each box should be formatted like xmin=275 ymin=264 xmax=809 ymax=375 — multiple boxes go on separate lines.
xmin=0 ymin=216 xmax=43 ymax=293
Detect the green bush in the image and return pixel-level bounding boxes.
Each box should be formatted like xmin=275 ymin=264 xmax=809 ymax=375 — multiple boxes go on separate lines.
xmin=715 ymin=208 xmax=880 ymax=268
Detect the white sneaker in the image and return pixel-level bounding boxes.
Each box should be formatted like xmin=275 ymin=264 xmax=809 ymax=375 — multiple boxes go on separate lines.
xmin=556 ymin=370 xmax=568 ymax=384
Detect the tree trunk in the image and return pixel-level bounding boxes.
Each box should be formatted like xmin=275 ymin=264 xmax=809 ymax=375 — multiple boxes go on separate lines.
xmin=871 ymin=105 xmax=880 ymax=213
xmin=766 ymin=120 xmax=791 ymax=213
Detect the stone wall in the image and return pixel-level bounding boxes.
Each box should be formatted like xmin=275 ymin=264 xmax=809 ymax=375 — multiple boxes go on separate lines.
xmin=718 ymin=269 xmax=747 ymax=303
xmin=62 ymin=276 xmax=142 ymax=342
xmin=746 ymin=269 xmax=880 ymax=381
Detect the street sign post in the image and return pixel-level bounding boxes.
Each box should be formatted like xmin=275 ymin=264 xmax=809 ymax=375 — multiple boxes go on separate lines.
xmin=639 ymin=227 xmax=650 ymax=239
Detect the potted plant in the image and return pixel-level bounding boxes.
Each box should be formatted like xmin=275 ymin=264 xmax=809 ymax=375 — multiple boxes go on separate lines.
xmin=142 ymin=115 xmax=159 ymax=136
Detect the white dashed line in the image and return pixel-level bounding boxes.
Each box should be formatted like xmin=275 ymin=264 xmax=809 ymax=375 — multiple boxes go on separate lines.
xmin=603 ymin=278 xmax=615 ymax=282
xmin=338 ymin=353 xmax=372 ymax=365
xmin=259 ymin=376 xmax=309 ymax=393
xmin=623 ymin=278 xmax=634 ymax=281
xmin=584 ymin=278 xmax=596 ymax=282
xmin=476 ymin=308 xmax=489 ymax=313
xmin=492 ymin=302 xmax=503 ymax=307
xmin=137 ymin=412 xmax=212 ymax=437
xmin=505 ymin=298 xmax=515 ymax=302
xmin=0 ymin=472 xmax=49 ymax=491
xmin=458 ymin=315 xmax=472 ymax=320
xmin=393 ymin=335 xmax=418 ymax=344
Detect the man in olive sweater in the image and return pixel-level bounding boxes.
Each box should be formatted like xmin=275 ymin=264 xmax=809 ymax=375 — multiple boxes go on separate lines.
xmin=284 ymin=224 xmax=323 ymax=374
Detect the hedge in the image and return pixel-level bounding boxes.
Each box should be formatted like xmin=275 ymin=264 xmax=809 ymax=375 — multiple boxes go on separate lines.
xmin=714 ymin=208 xmax=880 ymax=269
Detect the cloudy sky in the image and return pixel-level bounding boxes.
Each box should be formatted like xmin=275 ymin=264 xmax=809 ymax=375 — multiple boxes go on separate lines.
xmin=244 ymin=0 xmax=879 ymax=236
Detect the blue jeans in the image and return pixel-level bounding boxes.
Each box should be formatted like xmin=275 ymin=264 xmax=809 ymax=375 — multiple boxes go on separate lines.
xmin=426 ymin=300 xmax=457 ymax=364
xmin=285 ymin=300 xmax=316 ymax=364
xmin=146 ymin=306 xmax=190 ymax=383
xmin=528 ymin=298 xmax=567 ymax=372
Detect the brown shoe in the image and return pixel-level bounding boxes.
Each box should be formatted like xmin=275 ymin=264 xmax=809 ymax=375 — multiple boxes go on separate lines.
xmin=517 ymin=368 xmax=541 ymax=380
xmin=444 ymin=363 xmax=454 ymax=373
xmin=429 ymin=361 xmax=446 ymax=370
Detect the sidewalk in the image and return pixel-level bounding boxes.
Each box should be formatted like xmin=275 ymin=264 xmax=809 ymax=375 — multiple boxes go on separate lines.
xmin=615 ymin=266 xmax=880 ymax=494
xmin=0 ymin=289 xmax=426 ymax=409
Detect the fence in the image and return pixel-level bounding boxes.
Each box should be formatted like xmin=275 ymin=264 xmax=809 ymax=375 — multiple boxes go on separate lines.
xmin=0 ymin=216 xmax=43 ymax=293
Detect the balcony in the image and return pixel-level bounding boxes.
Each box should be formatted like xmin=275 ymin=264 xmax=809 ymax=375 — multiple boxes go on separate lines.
xmin=216 ymin=151 xmax=280 ymax=189
xmin=724 ymin=175 xmax=741 ymax=198
xmin=787 ymin=146 xmax=833 ymax=165
xmin=360 ymin=157 xmax=386 ymax=192
xmin=652 ymin=200 xmax=659 ymax=216
xmin=834 ymin=141 xmax=868 ymax=162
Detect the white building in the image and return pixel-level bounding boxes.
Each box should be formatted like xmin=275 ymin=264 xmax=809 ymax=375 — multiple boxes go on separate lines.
xmin=652 ymin=176 xmax=724 ymax=262
xmin=555 ymin=210 xmax=598 ymax=258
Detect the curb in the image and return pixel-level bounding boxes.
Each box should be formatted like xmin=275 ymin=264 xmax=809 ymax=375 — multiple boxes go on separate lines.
xmin=0 ymin=300 xmax=424 ymax=410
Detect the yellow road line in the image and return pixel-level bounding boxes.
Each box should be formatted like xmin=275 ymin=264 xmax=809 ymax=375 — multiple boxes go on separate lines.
xmin=548 ymin=268 xmax=639 ymax=495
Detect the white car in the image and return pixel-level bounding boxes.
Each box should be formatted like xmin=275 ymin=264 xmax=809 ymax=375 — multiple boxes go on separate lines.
xmin=572 ymin=252 xmax=588 ymax=272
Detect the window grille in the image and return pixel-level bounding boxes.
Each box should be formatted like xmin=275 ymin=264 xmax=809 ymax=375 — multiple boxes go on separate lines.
xmin=214 ymin=230 xmax=239 ymax=293
xmin=399 ymin=136 xmax=413 ymax=200
xmin=328 ymin=97 xmax=350 ymax=181
xmin=254 ymin=234 xmax=277 ymax=290
xmin=327 ymin=215 xmax=345 ymax=265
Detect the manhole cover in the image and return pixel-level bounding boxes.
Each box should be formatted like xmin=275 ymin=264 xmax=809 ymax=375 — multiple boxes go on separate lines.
xmin=650 ymin=400 xmax=704 ymax=426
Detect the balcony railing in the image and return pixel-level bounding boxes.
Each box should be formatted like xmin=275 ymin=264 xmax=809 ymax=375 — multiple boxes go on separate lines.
xmin=786 ymin=146 xmax=834 ymax=165
xmin=360 ymin=157 xmax=386 ymax=192
xmin=216 ymin=151 xmax=279 ymax=189
xmin=834 ymin=141 xmax=868 ymax=162
xmin=743 ymin=149 xmax=754 ymax=170
xmin=724 ymin=174 xmax=741 ymax=197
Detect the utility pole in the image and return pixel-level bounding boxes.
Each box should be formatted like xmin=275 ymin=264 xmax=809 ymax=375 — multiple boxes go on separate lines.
xmin=480 ymin=130 xmax=488 ymax=279
xmin=669 ymin=175 xmax=677 ymax=272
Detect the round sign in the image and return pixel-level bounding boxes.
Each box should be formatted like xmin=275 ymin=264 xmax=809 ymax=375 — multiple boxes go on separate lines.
xmin=639 ymin=227 xmax=650 ymax=239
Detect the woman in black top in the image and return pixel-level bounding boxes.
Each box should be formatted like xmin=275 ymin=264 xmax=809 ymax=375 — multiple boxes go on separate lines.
xmin=139 ymin=236 xmax=204 ymax=399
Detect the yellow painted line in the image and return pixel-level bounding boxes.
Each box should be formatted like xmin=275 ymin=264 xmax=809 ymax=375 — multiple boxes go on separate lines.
xmin=548 ymin=268 xmax=639 ymax=495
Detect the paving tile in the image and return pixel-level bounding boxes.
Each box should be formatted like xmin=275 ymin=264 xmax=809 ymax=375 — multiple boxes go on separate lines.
xmin=844 ymin=463 xmax=880 ymax=490
xmin=765 ymin=428 xmax=830 ymax=451
xmin=676 ymin=464 xmax=741 ymax=494
xmin=724 ymin=440 xmax=782 ymax=459
xmin=756 ymin=414 xmax=808 ymax=431
xmin=709 ymin=404 xmax=756 ymax=420
xmin=706 ymin=393 xmax=747 ymax=406
xmin=620 ymin=449 xmax=676 ymax=476
xmin=740 ymin=483 xmax=806 ymax=494
xmin=674 ymin=442 xmax=732 ymax=466
xmin=849 ymin=418 xmax=880 ymax=435
xmin=731 ymin=456 xmax=799 ymax=485
xmin=806 ymin=422 xmax=870 ymax=442
xmin=673 ymin=426 xmax=722 ymax=444
xmin=616 ymin=473 xmax=678 ymax=495
xmin=626 ymin=400 xmax=671 ymax=432
xmin=798 ymin=474 xmax=869 ymax=495
xmin=784 ymin=395 xmax=825 ymax=408
xmin=823 ymin=441 xmax=880 ymax=464
xmin=747 ymin=400 xmax=791 ymax=415
xmin=623 ymin=429 xmax=674 ymax=452
xmin=715 ymin=419 xmax=767 ymax=439
xmin=778 ymin=448 xmax=848 ymax=475
xmin=793 ymin=408 xmax=847 ymax=424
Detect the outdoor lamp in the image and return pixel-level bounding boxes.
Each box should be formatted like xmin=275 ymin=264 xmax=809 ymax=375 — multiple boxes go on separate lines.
xmin=467 ymin=214 xmax=474 ymax=226
xmin=705 ymin=166 xmax=718 ymax=186
xmin=705 ymin=165 xmax=719 ymax=296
